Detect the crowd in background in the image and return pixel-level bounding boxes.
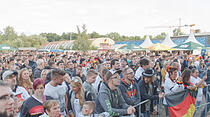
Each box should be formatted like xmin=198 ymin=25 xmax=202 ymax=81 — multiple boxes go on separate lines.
xmin=0 ymin=50 xmax=209 ymax=117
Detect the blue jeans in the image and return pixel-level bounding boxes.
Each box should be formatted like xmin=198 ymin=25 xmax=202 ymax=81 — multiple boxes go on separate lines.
xmin=163 ymin=104 xmax=169 ymax=117
xmin=193 ymin=100 xmax=201 ymax=117
xmin=143 ymin=111 xmax=150 ymax=117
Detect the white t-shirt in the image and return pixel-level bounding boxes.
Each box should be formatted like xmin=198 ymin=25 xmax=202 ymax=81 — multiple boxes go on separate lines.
xmin=190 ymin=76 xmax=203 ymax=101
xmin=44 ymin=83 xmax=66 ymax=116
xmin=13 ymin=86 xmax=30 ymax=101
xmin=74 ymin=99 xmax=81 ymax=117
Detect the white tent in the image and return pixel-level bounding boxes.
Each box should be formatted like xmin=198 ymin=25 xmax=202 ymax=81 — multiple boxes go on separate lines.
xmin=184 ymin=31 xmax=203 ymax=46
xmin=140 ymin=35 xmax=153 ymax=48
xmin=161 ymin=34 xmax=177 ymax=47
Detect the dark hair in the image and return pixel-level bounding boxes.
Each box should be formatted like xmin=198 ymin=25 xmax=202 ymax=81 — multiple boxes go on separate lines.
xmin=48 ymin=60 xmax=55 ymax=67
xmin=111 ymin=59 xmax=119 ymax=68
xmin=191 ymin=68 xmax=198 ymax=73
xmin=140 ymin=58 xmax=149 ymax=67
xmin=182 ymin=69 xmax=191 ymax=84
xmin=56 ymin=60 xmax=64 ymax=66
xmin=51 ymin=68 xmax=66 ymax=79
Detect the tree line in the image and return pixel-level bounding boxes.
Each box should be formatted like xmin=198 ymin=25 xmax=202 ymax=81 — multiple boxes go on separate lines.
xmin=0 ymin=25 xmax=183 ymax=50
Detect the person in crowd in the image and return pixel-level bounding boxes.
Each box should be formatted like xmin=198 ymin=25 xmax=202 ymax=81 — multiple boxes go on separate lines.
xmin=57 ymin=60 xmax=65 ymax=70
xmin=139 ymin=68 xmax=164 ymax=117
xmin=160 ymin=61 xmax=170 ymax=87
xmin=182 ymin=69 xmax=196 ymax=90
xmin=95 ymin=70 xmax=136 ymax=117
xmin=120 ymin=58 xmax=129 ymax=72
xmin=18 ymin=68 xmax=33 ymax=95
xmin=181 ymin=54 xmax=189 ymax=72
xmin=65 ymin=61 xmax=75 ymax=77
xmin=190 ymin=68 xmax=207 ymax=116
xmin=34 ymin=59 xmax=44 ymax=79
xmin=28 ymin=54 xmax=36 ymax=70
xmin=110 ymin=59 xmax=121 ymax=73
xmin=14 ymin=58 xmax=22 ymax=70
xmin=73 ymin=65 xmax=86 ymax=82
xmin=27 ymin=66 xmax=34 ymax=82
xmin=163 ymin=65 xmax=185 ymax=117
xmin=68 ymin=76 xmax=85 ymax=117
xmin=20 ymin=78 xmax=46 ymax=117
xmin=135 ymin=58 xmax=150 ymax=83
xmin=0 ymin=81 xmax=15 ymax=117
xmin=119 ymin=67 xmax=141 ymax=116
xmin=198 ymin=59 xmax=206 ymax=78
xmin=2 ymin=70 xmax=30 ymax=109
xmin=78 ymin=101 xmax=110 ymax=117
xmin=44 ymin=68 xmax=67 ymax=116
xmin=83 ymin=69 xmax=98 ymax=101
xmin=20 ymin=58 xmax=29 ymax=69
xmin=41 ymin=100 xmax=63 ymax=117
xmin=41 ymin=69 xmax=51 ymax=83
xmin=46 ymin=60 xmax=56 ymax=69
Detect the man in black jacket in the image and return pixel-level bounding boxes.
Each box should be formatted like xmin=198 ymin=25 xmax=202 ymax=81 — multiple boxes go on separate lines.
xmin=138 ymin=68 xmax=164 ymax=117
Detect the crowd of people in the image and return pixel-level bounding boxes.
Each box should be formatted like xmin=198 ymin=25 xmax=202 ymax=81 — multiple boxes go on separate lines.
xmin=0 ymin=50 xmax=209 ymax=117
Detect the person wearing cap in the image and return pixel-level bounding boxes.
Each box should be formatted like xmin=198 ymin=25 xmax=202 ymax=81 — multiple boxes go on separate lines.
xmin=2 ymin=70 xmax=30 ymax=103
xmin=163 ymin=65 xmax=184 ymax=117
xmin=138 ymin=68 xmax=163 ymax=117
xmin=95 ymin=70 xmax=136 ymax=117
xmin=135 ymin=58 xmax=150 ymax=83
xmin=120 ymin=58 xmax=129 ymax=72
xmin=119 ymin=67 xmax=141 ymax=116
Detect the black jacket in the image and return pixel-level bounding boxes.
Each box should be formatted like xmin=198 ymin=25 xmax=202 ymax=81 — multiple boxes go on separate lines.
xmin=138 ymin=80 xmax=159 ymax=113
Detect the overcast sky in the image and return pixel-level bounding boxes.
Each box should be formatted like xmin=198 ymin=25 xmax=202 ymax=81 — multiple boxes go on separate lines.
xmin=0 ymin=0 xmax=209 ymax=37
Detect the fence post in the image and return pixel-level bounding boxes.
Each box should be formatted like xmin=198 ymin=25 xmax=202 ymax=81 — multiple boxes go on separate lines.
xmin=204 ymin=85 xmax=209 ymax=117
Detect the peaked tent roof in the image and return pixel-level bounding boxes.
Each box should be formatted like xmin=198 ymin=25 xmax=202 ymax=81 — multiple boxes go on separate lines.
xmin=184 ymin=31 xmax=203 ymax=46
xmin=174 ymin=41 xmax=205 ymax=50
xmin=161 ymin=34 xmax=177 ymax=47
xmin=140 ymin=35 xmax=153 ymax=48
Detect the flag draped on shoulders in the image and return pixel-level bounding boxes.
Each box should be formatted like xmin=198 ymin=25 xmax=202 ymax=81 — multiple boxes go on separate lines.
xmin=165 ymin=89 xmax=197 ymax=117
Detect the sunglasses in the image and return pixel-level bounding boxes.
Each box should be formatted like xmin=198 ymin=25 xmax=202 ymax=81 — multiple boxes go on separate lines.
xmin=71 ymin=77 xmax=79 ymax=82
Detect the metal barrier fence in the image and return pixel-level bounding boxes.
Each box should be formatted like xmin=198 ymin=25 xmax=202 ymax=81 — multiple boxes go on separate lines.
xmin=122 ymin=84 xmax=210 ymax=117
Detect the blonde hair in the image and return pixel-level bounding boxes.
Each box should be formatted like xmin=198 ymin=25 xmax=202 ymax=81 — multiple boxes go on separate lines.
xmin=18 ymin=68 xmax=33 ymax=92
xmin=70 ymin=76 xmax=84 ymax=106
xmin=83 ymin=101 xmax=96 ymax=110
xmin=43 ymin=100 xmax=59 ymax=113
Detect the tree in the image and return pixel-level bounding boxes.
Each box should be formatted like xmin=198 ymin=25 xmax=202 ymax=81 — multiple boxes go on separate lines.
xmin=106 ymin=32 xmax=121 ymax=41
xmin=2 ymin=26 xmax=17 ymax=41
xmin=89 ymin=31 xmax=101 ymax=38
xmin=173 ymin=28 xmax=185 ymax=36
xmin=72 ymin=24 xmax=91 ymax=52
xmin=154 ymin=32 xmax=167 ymax=39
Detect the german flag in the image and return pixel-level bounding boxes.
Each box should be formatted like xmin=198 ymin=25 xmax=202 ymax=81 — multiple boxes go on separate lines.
xmin=165 ymin=89 xmax=197 ymax=117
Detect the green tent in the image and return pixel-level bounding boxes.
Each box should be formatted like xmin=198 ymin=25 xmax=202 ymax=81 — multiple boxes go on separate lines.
xmin=120 ymin=44 xmax=143 ymax=51
xmin=0 ymin=44 xmax=16 ymax=50
xmin=174 ymin=41 xmax=205 ymax=50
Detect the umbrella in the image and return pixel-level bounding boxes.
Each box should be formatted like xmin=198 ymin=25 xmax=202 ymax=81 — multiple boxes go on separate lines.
xmin=147 ymin=43 xmax=173 ymax=51
xmin=174 ymin=41 xmax=205 ymax=50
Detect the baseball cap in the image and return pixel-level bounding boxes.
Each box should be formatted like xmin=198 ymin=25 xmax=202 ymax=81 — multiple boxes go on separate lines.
xmin=2 ymin=70 xmax=18 ymax=80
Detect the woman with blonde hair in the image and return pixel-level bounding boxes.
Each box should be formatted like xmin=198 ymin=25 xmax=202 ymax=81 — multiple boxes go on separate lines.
xmin=18 ymin=68 xmax=33 ymax=95
xmin=68 ymin=76 xmax=84 ymax=117
xmin=41 ymin=69 xmax=50 ymax=83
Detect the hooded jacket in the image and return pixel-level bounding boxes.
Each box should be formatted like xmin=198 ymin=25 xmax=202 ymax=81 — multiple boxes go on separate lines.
xmin=95 ymin=82 xmax=129 ymax=117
